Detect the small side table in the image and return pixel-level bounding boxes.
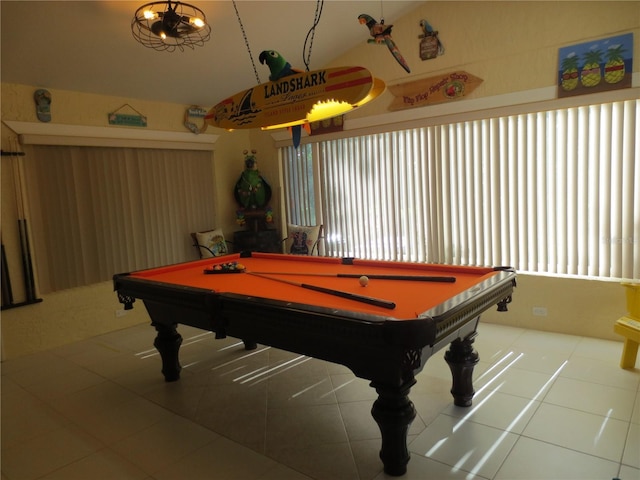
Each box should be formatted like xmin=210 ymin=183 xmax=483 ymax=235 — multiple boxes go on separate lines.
xmin=233 ymin=229 xmax=281 ymax=254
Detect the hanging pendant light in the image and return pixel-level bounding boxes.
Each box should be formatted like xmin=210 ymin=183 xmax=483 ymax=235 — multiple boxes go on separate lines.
xmin=209 ymin=0 xmax=385 ymax=145
xmin=205 ymin=66 xmax=385 ymax=133
xmin=131 ymin=1 xmax=211 ymax=52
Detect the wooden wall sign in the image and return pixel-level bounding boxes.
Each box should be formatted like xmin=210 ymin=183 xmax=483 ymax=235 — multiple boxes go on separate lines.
xmin=108 ymin=103 xmax=147 ymax=127
xmin=310 ymin=116 xmax=344 ymax=135
xmin=388 ymin=71 xmax=482 ymax=111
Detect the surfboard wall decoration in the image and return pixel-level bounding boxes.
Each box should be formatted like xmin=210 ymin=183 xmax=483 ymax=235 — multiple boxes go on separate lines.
xmin=205 ymin=66 xmax=383 ymax=130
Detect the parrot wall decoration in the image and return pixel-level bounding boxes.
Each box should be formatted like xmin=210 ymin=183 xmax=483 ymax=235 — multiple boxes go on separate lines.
xmin=358 ymin=14 xmax=410 ymax=74
xmin=418 ymin=19 xmax=445 ymax=60
xmin=258 ymin=50 xmax=309 ymax=148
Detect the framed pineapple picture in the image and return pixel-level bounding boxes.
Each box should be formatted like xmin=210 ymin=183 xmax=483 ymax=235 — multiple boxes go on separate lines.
xmin=558 ymin=33 xmax=633 ymax=98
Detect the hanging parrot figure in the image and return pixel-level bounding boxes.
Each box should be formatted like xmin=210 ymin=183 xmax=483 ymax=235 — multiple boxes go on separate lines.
xmin=358 ymin=14 xmax=410 ymax=74
xmin=258 ymin=50 xmax=308 ymax=148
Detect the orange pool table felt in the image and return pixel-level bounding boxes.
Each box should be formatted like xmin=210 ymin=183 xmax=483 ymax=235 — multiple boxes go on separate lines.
xmin=129 ymin=252 xmax=501 ymax=320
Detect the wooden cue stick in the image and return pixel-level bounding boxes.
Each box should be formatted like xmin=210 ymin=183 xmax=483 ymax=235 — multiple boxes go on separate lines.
xmin=1 ymin=243 xmax=14 ymax=306
xmin=18 ymin=219 xmax=36 ymax=302
xmin=250 ymin=271 xmax=456 ymax=283
xmin=247 ymin=272 xmax=396 ymax=310
xmin=11 ymin=145 xmax=37 ymax=302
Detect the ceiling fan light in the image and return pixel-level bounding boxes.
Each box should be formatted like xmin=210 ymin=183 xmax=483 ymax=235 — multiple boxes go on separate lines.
xmin=190 ymin=17 xmax=205 ymax=28
xmin=132 ymin=1 xmax=211 ymax=52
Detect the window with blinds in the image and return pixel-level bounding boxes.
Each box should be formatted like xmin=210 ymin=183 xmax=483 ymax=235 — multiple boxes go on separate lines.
xmin=22 ymin=146 xmax=217 ymax=293
xmin=282 ymin=143 xmax=318 ymax=226
xmin=282 ymin=99 xmax=639 ymax=281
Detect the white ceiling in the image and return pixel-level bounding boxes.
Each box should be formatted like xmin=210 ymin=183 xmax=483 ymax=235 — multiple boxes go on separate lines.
xmin=1 ymin=1 xmax=420 ymax=108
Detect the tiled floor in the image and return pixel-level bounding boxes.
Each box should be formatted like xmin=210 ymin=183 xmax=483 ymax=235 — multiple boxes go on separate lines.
xmin=2 ymin=322 xmax=639 ymax=480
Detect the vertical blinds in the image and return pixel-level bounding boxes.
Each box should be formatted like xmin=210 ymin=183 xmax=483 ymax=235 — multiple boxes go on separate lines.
xmin=282 ymin=144 xmax=317 ymax=226
xmin=23 ymin=146 xmax=217 ymax=293
xmin=283 ymin=99 xmax=639 ymax=280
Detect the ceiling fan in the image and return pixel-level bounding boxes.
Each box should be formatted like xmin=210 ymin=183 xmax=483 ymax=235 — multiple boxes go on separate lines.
xmin=131 ymin=1 xmax=211 ymax=52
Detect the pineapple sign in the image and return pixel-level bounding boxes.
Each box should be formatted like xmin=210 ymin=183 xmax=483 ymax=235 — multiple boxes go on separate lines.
xmin=558 ymin=33 xmax=633 ymax=98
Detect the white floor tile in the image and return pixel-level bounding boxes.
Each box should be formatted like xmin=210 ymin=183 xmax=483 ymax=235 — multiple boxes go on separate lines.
xmin=441 ymin=389 xmax=541 ymax=433
xmin=111 ymin=414 xmax=220 ymax=475
xmin=561 ymin=356 xmax=640 ymax=391
xmin=267 ymin=441 xmax=360 ymax=480
xmin=523 ymin=403 xmax=629 ymax=461
xmin=495 ymin=436 xmax=620 ymax=479
xmin=3 ymin=323 xmax=638 ymax=480
xmin=512 ymin=329 xmax=582 ymax=354
xmin=409 ymin=413 xmax=519 ymax=479
xmin=373 ymin=452 xmax=488 ymax=479
xmin=39 ymin=448 xmax=148 ymax=480
xmin=474 ymin=360 xmax=556 ymax=400
xmin=632 ymin=391 xmax=640 ymax=425
xmin=544 ymin=376 xmax=637 ymax=420
xmin=623 ymin=422 xmax=640 ymax=469
xmin=1 ymin=383 xmax=71 ymax=449
xmin=265 ymin=403 xmax=349 ymax=451
xmin=268 ymin=373 xmax=338 ymax=407
xmin=476 ymin=322 xmax=526 ymax=345
xmin=573 ymin=336 xmax=627 ymax=362
xmin=330 ymin=373 xmax=378 ymax=403
xmin=618 ymin=464 xmax=640 ymax=480
xmin=506 ymin=347 xmax=571 ymax=375
xmin=1 ymin=424 xmax=104 ymax=480
xmin=152 ymin=436 xmax=280 ymax=480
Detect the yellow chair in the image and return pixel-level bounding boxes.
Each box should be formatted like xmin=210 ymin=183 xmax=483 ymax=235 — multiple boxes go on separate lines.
xmin=614 ymin=283 xmax=640 ymax=369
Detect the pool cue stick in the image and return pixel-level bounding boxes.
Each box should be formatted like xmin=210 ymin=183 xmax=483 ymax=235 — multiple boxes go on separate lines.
xmin=19 ymin=219 xmax=36 ymax=302
xmin=250 ymin=272 xmax=456 ymax=283
xmin=247 ymin=272 xmax=396 ymax=310
xmin=11 ymin=145 xmax=37 ymax=303
xmin=1 ymin=242 xmax=14 ymax=307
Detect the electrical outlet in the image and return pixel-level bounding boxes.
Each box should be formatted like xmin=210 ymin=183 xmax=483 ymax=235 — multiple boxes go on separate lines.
xmin=532 ymin=307 xmax=548 ymax=316
xmin=115 ymin=309 xmax=127 ymax=318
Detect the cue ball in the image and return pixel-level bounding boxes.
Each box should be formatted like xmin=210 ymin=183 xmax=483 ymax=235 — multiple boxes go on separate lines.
xmin=359 ymin=275 xmax=369 ymax=287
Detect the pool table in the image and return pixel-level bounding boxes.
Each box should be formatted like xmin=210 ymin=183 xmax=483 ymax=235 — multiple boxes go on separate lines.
xmin=114 ymin=252 xmax=516 ymax=476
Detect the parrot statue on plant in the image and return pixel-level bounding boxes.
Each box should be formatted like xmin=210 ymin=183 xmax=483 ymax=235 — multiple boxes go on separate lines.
xmin=358 ymin=14 xmax=410 ymax=74
xmin=259 ymin=50 xmax=308 ymax=148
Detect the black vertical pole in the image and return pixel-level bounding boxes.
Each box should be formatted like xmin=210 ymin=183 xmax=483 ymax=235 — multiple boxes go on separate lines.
xmin=1 ymin=243 xmax=14 ymax=307
xmin=18 ymin=219 xmax=37 ymax=302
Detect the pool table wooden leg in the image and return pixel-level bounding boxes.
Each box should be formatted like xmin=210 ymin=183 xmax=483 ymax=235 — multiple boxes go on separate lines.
xmin=243 ymin=340 xmax=257 ymax=350
xmin=370 ymin=377 xmax=417 ymax=476
xmin=152 ymin=322 xmax=183 ymax=382
xmin=444 ymin=331 xmax=480 ymax=407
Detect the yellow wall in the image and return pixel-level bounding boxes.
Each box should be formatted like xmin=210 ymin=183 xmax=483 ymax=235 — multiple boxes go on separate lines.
xmin=2 ymin=1 xmax=638 ymax=359
xmin=332 ymin=1 xmax=640 ymax=119
xmin=0 ymin=85 xmax=281 ymax=359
